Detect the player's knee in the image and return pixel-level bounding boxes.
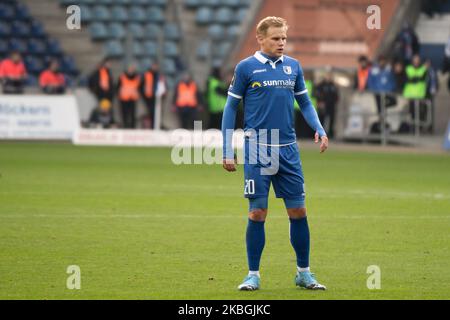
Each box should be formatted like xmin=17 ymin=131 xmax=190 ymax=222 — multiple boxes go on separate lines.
xmin=287 ymin=207 xmax=307 ymax=219
xmin=249 ymin=209 xmax=267 ymax=222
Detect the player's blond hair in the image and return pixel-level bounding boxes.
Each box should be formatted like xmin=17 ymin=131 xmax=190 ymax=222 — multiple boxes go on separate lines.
xmin=256 ymin=16 xmax=288 ymax=37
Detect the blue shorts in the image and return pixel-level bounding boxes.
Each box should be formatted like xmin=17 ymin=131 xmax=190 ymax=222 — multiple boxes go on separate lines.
xmin=243 ymin=140 xmax=305 ymax=201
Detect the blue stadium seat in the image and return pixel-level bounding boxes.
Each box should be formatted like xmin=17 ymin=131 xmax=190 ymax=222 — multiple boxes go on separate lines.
xmin=142 ymin=41 xmax=158 ymax=57
xmin=25 ymin=74 xmax=38 ymax=87
xmin=227 ymin=25 xmax=240 ymax=39
xmin=147 ymin=7 xmax=165 ymax=24
xmin=133 ymin=41 xmax=144 ymax=57
xmin=144 ymin=24 xmax=161 ymax=39
xmin=78 ymin=5 xmax=93 ymax=24
xmin=111 ymin=6 xmax=129 ymax=22
xmin=9 ymin=38 xmax=27 ymax=54
xmin=164 ymin=41 xmax=179 ymax=57
xmin=15 ymin=3 xmax=31 ymax=21
xmin=196 ymin=40 xmax=210 ymax=60
xmin=60 ymin=56 xmax=79 ymax=76
xmin=30 ymin=21 xmax=46 ymax=38
xmin=215 ymin=7 xmax=233 ymax=25
xmin=212 ymin=41 xmax=232 ymax=59
xmin=25 ymin=56 xmax=45 ymax=75
xmin=129 ymin=6 xmax=147 ymax=23
xmin=164 ymin=23 xmax=180 ymax=41
xmin=0 ymin=40 xmax=9 ymax=55
xmin=0 ymin=21 xmax=12 ymax=37
xmin=196 ymin=7 xmax=213 ymax=25
xmin=162 ymin=58 xmax=176 ymax=75
xmin=28 ymin=38 xmax=47 ymax=55
xmin=90 ymin=22 xmax=109 ymax=40
xmin=235 ymin=8 xmax=248 ymax=23
xmin=47 ymin=38 xmax=63 ymax=56
xmin=200 ymin=0 xmax=220 ymax=7
xmin=128 ymin=23 xmax=145 ymax=39
xmin=207 ymin=24 xmax=223 ymax=40
xmin=114 ymin=0 xmax=132 ymax=5
xmin=92 ymin=5 xmax=111 ymax=22
xmin=184 ymin=0 xmax=201 ymax=9
xmin=223 ymin=0 xmax=246 ymax=8
xmin=139 ymin=58 xmax=154 ymax=72
xmin=131 ymin=0 xmax=151 ymax=6
xmin=97 ymin=0 xmax=114 ymax=5
xmin=12 ymin=21 xmax=31 ymax=38
xmin=153 ymin=0 xmax=168 ymax=8
xmin=0 ymin=3 xmax=15 ymax=20
xmin=108 ymin=22 xmax=126 ymax=39
xmin=104 ymin=40 xmax=124 ymax=57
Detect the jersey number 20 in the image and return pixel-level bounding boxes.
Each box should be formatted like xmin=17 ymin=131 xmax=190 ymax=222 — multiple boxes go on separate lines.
xmin=244 ymin=179 xmax=255 ymax=195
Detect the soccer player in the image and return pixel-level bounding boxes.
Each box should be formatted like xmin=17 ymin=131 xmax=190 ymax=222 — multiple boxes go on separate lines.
xmin=221 ymin=17 xmax=328 ymax=291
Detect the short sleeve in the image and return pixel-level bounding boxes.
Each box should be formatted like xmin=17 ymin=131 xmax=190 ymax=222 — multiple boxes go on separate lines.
xmin=294 ymin=61 xmax=308 ymax=96
xmin=228 ymin=62 xmax=247 ymax=99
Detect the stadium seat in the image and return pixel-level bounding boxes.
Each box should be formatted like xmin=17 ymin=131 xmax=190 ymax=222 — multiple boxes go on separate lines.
xmin=227 ymin=25 xmax=240 ymax=39
xmin=128 ymin=23 xmax=145 ymax=39
xmin=0 ymin=3 xmax=15 ymax=20
xmin=25 ymin=56 xmax=45 ymax=75
xmin=30 ymin=21 xmax=46 ymax=38
xmin=162 ymin=58 xmax=176 ymax=75
xmin=90 ymin=22 xmax=109 ymax=40
xmin=200 ymin=0 xmax=221 ymax=7
xmin=184 ymin=0 xmax=201 ymax=10
xmin=0 ymin=40 xmax=9 ymax=55
xmin=9 ymin=38 xmax=27 ymax=54
xmin=235 ymin=8 xmax=248 ymax=23
xmin=97 ymin=0 xmax=114 ymax=5
xmin=144 ymin=24 xmax=162 ymax=39
xmin=215 ymin=7 xmax=233 ymax=25
xmin=196 ymin=40 xmax=210 ymax=60
xmin=108 ymin=22 xmax=126 ymax=39
xmin=60 ymin=55 xmax=79 ymax=75
xmin=92 ymin=5 xmax=111 ymax=22
xmin=147 ymin=7 xmax=165 ymax=24
xmin=111 ymin=6 xmax=129 ymax=22
xmin=12 ymin=21 xmax=31 ymax=38
xmin=133 ymin=41 xmax=144 ymax=57
xmin=139 ymin=58 xmax=154 ymax=72
xmin=164 ymin=23 xmax=181 ymax=41
xmin=15 ymin=3 xmax=31 ymax=21
xmin=207 ymin=24 xmax=224 ymax=40
xmin=104 ymin=40 xmax=124 ymax=57
xmin=128 ymin=6 xmax=147 ymax=23
xmin=114 ymin=0 xmax=132 ymax=5
xmin=223 ymin=0 xmax=246 ymax=8
xmin=25 ymin=74 xmax=38 ymax=86
xmin=28 ymin=38 xmax=47 ymax=55
xmin=153 ymin=0 xmax=168 ymax=8
xmin=79 ymin=5 xmax=93 ymax=24
xmin=142 ymin=40 xmax=158 ymax=57
xmin=212 ymin=41 xmax=232 ymax=59
xmin=0 ymin=21 xmax=12 ymax=37
xmin=163 ymin=41 xmax=179 ymax=57
xmin=131 ymin=0 xmax=151 ymax=6
xmin=196 ymin=7 xmax=213 ymax=25
xmin=47 ymin=38 xmax=63 ymax=56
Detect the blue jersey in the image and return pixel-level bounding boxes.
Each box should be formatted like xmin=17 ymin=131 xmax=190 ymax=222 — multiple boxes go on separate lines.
xmin=228 ymin=51 xmax=309 ymax=145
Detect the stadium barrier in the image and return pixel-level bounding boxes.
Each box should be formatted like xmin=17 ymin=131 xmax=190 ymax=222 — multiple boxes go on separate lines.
xmin=0 ymin=94 xmax=79 ymax=140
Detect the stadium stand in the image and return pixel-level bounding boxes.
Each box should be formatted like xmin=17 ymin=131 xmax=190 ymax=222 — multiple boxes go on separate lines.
xmin=0 ymin=0 xmax=79 ymax=85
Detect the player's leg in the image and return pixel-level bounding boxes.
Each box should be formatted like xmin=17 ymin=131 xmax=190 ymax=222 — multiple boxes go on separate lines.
xmin=273 ymin=144 xmax=326 ymax=290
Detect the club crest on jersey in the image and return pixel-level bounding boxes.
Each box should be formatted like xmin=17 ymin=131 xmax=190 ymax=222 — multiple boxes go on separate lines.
xmin=283 ymin=66 xmax=292 ymax=75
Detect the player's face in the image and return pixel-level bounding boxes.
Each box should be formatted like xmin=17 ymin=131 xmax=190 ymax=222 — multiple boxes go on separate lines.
xmin=258 ymin=26 xmax=287 ymax=58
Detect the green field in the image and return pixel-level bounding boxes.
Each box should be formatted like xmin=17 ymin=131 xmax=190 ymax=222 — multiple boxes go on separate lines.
xmin=0 ymin=142 xmax=449 ymax=300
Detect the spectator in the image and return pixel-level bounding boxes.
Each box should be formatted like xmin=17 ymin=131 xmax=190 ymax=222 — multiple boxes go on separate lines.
xmin=206 ymin=67 xmax=227 ymax=129
xmin=39 ymin=60 xmax=66 ymax=94
xmin=0 ymin=51 xmax=27 ymax=94
xmin=117 ymin=63 xmax=141 ymax=129
xmin=367 ymin=56 xmax=397 ymax=118
xmin=393 ymin=61 xmax=407 ymax=94
xmin=404 ymin=55 xmax=428 ymax=130
xmin=315 ymin=70 xmax=339 ymax=139
xmin=354 ymin=55 xmax=371 ymax=92
xmin=89 ymin=98 xmax=116 ymax=129
xmin=88 ymin=58 xmax=114 ymax=103
xmin=393 ymin=23 xmax=420 ymax=65
xmin=140 ymin=63 xmax=159 ymax=129
xmin=443 ymin=36 xmax=450 ymax=92
xmin=173 ymin=73 xmax=202 ymax=130
xmin=425 ymin=58 xmax=439 ymax=133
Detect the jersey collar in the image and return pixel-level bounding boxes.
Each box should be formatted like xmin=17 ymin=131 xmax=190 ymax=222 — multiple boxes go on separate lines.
xmin=254 ymin=51 xmax=284 ymax=68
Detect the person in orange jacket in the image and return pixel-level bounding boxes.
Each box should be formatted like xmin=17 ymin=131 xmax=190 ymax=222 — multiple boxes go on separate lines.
xmin=173 ymin=73 xmax=203 ymax=130
xmin=0 ymin=51 xmax=27 ymax=94
xmin=117 ymin=63 xmax=141 ymax=129
xmin=140 ymin=63 xmax=159 ymax=129
xmin=39 ymin=59 xmax=66 ymax=94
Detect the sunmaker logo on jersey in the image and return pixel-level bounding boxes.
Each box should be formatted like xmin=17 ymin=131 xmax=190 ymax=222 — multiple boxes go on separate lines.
xmin=251 ymin=79 xmax=295 ymax=89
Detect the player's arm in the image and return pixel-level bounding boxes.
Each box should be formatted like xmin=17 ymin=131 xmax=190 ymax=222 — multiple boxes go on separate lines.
xmin=221 ymin=95 xmax=241 ymax=172
xmin=222 ymin=63 xmax=247 ymax=171
xmin=294 ymin=62 xmax=328 ymax=153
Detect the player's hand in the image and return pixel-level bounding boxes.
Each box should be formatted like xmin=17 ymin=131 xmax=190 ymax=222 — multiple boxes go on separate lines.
xmin=314 ymin=132 xmax=328 ymax=153
xmin=223 ymin=157 xmax=237 ymax=172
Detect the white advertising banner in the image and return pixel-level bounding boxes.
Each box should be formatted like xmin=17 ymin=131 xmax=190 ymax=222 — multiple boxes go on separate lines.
xmin=0 ymin=95 xmax=79 ymax=140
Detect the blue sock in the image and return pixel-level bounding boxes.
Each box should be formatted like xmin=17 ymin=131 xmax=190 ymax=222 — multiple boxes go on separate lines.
xmin=246 ymin=219 xmax=265 ymax=272
xmin=289 ymin=217 xmax=310 ymax=269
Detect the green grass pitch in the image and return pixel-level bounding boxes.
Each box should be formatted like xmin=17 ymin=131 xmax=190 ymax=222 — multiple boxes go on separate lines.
xmin=0 ymin=142 xmax=449 ymax=299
